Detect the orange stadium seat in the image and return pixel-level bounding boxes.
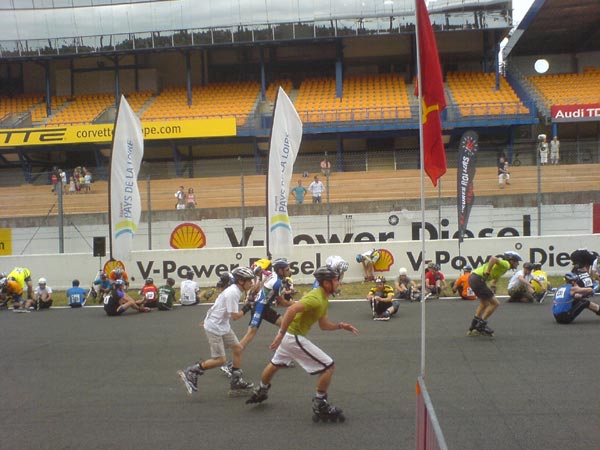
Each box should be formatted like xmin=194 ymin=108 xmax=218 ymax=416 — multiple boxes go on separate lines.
xmin=447 ymin=71 xmax=530 ymax=117
xmin=295 ymin=74 xmax=411 ymax=123
xmin=528 ymin=70 xmax=600 ymax=107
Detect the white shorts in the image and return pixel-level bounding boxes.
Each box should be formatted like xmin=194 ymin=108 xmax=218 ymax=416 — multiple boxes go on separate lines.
xmin=271 ymin=333 xmax=333 ymax=375
xmin=205 ymin=329 xmax=239 ymax=359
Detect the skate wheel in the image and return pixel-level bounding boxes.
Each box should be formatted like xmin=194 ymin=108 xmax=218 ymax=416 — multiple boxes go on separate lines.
xmin=312 ymin=414 xmax=320 ymax=423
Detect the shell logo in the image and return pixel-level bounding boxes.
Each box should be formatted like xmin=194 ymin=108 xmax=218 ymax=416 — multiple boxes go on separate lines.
xmin=103 ymin=259 xmax=125 ymax=276
xmin=374 ymin=249 xmax=394 ymax=272
xmin=170 ymin=222 xmax=207 ymax=249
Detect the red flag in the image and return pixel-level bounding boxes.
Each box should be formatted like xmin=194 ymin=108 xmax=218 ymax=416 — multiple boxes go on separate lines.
xmin=415 ymin=0 xmax=446 ymax=186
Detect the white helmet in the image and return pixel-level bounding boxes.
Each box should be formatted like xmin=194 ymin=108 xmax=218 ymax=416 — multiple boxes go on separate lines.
xmin=232 ymin=266 xmax=255 ymax=282
xmin=398 ymin=267 xmax=407 ymax=276
xmin=38 ymin=277 xmax=47 ymax=285
xmin=337 ymin=260 xmax=349 ymax=272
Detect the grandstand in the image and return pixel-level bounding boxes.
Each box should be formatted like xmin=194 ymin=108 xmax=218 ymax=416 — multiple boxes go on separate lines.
xmin=3 ymin=162 xmax=599 ymax=221
xmin=0 ymin=0 xmax=596 ymax=220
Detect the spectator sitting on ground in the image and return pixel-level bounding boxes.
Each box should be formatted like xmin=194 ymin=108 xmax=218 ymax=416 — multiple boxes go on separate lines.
xmin=506 ymin=262 xmax=536 ymax=303
xmin=34 ymin=277 xmax=53 ymax=310
xmin=67 ymin=279 xmax=88 ymax=308
xmin=531 ymin=263 xmax=550 ymax=303
xmin=157 ymin=278 xmax=176 ymax=311
xmin=139 ymin=277 xmax=159 ymax=308
xmin=180 ymin=271 xmax=200 ymax=306
xmin=103 ymin=279 xmax=150 ymax=316
xmin=367 ymin=276 xmax=398 ymax=320
xmin=0 ymin=277 xmax=25 ymax=311
xmin=552 ymin=272 xmax=600 ymax=324
xmin=93 ymin=272 xmax=111 ymax=301
xmin=452 ymin=265 xmax=476 ymax=300
xmin=394 ymin=267 xmax=420 ymax=301
xmin=425 ymin=263 xmax=446 ymax=298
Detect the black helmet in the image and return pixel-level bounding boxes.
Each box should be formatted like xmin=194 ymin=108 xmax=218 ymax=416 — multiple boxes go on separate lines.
xmin=231 ymin=267 xmax=255 ymax=282
xmin=570 ymin=249 xmax=596 ymax=267
xmin=522 ymin=262 xmax=533 ymax=270
xmin=313 ymin=266 xmax=339 ymax=282
xmin=272 ymin=258 xmax=290 ymax=271
xmin=374 ymin=276 xmax=386 ymax=283
xmin=532 ymin=263 xmax=542 ymax=271
xmin=217 ymin=272 xmax=234 ymax=288
xmin=503 ymin=251 xmax=522 ymax=261
xmin=145 ymin=277 xmax=153 ymax=284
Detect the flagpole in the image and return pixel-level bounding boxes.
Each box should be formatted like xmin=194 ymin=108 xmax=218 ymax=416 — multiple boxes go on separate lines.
xmin=264 ymin=88 xmax=281 ymax=260
xmin=415 ymin=0 xmax=427 ymax=378
xmin=107 ymin=96 xmax=123 ymax=262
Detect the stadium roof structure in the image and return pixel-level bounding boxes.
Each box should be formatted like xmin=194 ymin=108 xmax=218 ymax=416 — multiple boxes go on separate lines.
xmin=503 ymin=0 xmax=600 ymax=59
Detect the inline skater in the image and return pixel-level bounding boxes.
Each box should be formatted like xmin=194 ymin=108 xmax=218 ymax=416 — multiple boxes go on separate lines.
xmin=246 ymin=266 xmax=358 ymax=423
xmin=467 ymin=251 xmax=522 ymax=336
xmin=237 ymin=258 xmax=295 ymax=351
xmin=178 ymin=267 xmax=256 ymax=397
xmin=552 ymin=272 xmax=600 ymax=324
xmin=312 ymin=256 xmax=349 ymax=295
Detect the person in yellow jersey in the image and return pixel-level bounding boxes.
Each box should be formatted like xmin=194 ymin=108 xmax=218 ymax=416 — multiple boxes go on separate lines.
xmin=246 ymin=266 xmax=358 ymax=422
xmin=7 ymin=267 xmax=34 ymax=308
xmin=531 ymin=262 xmax=550 ymax=303
xmin=467 ymin=251 xmax=522 ymax=336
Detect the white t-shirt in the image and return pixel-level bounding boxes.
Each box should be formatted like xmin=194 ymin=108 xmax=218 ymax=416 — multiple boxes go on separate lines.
xmin=179 ymin=279 xmax=199 ymax=305
xmin=35 ymin=286 xmax=52 ymax=297
xmin=308 ymin=180 xmax=325 ymax=197
xmin=203 ymin=284 xmax=242 ymax=335
xmin=507 ymin=270 xmax=532 ymax=290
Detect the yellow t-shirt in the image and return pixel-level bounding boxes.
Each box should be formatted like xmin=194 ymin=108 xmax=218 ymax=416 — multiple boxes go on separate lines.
xmin=7 ymin=267 xmax=31 ymax=289
xmin=287 ymin=288 xmax=329 ymax=337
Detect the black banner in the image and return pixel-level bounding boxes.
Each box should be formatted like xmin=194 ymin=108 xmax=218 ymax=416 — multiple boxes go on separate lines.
xmin=457 ymin=131 xmax=478 ymax=243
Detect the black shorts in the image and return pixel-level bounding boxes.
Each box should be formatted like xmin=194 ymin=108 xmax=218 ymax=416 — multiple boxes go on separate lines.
xmin=469 ymin=274 xmax=494 ymax=300
xmin=249 ymin=303 xmax=280 ymax=328
xmin=104 ymin=306 xmax=122 ymax=316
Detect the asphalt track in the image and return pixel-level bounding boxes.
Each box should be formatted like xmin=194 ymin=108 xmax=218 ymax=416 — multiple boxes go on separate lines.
xmin=2 ymin=296 xmax=600 ymax=450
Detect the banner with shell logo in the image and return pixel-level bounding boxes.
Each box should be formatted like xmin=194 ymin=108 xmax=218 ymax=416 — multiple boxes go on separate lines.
xmin=103 ymin=259 xmax=126 ymax=276
xmin=373 ymin=249 xmax=395 ymax=272
xmin=169 ymin=223 xmax=207 ymax=249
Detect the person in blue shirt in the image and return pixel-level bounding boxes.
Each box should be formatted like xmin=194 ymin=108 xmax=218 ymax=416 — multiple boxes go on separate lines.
xmin=67 ymin=279 xmax=88 ymax=308
xmin=552 ymin=272 xmax=600 ymax=324
xmin=92 ymin=272 xmax=111 ymax=302
xmin=290 ymin=179 xmax=308 ymax=204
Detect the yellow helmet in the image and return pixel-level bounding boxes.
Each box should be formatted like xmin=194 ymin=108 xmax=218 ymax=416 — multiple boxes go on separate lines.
xmin=254 ymin=258 xmax=271 ymax=270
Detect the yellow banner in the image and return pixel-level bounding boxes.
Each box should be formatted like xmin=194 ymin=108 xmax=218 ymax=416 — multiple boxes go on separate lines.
xmin=0 ymin=229 xmax=12 ymax=255
xmin=0 ymin=118 xmax=237 ymax=147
